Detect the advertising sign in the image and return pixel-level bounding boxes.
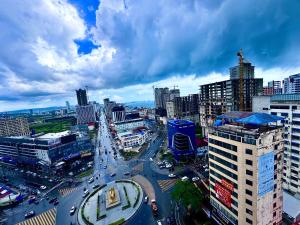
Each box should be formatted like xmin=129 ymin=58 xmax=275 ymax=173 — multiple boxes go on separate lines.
xmin=215 ymin=182 xmax=232 ymax=208
xmin=221 ymin=179 xmax=234 ymax=192
xmin=258 ymin=151 xmax=274 ymax=196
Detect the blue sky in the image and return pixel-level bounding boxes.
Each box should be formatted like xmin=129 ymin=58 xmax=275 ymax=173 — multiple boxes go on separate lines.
xmin=0 ymin=0 xmax=300 ymax=111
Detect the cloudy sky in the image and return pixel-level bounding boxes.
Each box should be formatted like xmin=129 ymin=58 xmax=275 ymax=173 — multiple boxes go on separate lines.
xmin=0 ymin=0 xmax=300 ymax=112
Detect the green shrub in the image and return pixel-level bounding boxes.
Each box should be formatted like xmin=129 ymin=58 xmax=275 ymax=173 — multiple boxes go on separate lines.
xmin=108 ymin=218 xmax=125 ymax=225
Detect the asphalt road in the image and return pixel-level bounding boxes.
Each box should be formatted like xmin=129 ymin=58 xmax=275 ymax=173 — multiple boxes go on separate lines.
xmin=4 ymin=110 xmax=177 ymax=225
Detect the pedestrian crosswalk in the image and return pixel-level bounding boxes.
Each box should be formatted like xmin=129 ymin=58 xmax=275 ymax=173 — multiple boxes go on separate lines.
xmin=17 ymin=208 xmax=56 ymax=225
xmin=157 ymin=179 xmax=178 ymax=192
xmin=58 ymin=187 xmax=78 ymax=197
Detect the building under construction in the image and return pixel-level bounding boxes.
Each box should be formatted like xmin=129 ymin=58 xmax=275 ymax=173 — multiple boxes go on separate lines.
xmin=199 ymin=51 xmax=263 ymax=136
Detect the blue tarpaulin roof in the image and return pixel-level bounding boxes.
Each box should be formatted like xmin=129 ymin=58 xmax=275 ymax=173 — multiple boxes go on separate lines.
xmin=217 ymin=112 xmax=284 ymax=125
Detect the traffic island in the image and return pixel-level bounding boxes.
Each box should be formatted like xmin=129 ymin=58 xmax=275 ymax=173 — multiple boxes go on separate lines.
xmin=78 ymin=180 xmax=143 ymax=225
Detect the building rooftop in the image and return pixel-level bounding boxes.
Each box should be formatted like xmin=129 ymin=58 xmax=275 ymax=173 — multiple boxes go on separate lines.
xmin=168 ymin=119 xmax=194 ymax=126
xmin=283 ymin=191 xmax=300 ymax=219
xmin=271 ymin=94 xmax=300 ymax=102
xmin=38 ymin=131 xmax=71 ymax=139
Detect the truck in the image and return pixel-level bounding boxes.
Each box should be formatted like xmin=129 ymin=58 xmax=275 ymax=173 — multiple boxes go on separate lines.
xmin=151 ymin=199 xmax=158 ymax=216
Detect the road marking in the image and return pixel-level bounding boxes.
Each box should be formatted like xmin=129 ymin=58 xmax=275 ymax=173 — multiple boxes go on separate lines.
xmin=16 ymin=208 xmax=56 ymax=225
xmin=157 ymin=179 xmax=178 ymax=192
xmin=58 ymin=187 xmax=78 ymax=197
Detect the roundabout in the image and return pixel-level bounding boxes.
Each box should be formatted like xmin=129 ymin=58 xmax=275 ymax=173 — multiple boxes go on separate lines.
xmin=78 ymin=179 xmax=143 ymax=225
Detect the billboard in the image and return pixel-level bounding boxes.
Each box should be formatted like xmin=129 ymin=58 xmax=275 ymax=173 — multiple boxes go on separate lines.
xmin=258 ymin=151 xmax=274 ymax=196
xmin=221 ymin=179 xmax=234 ymax=192
xmin=215 ymin=182 xmax=232 ymax=208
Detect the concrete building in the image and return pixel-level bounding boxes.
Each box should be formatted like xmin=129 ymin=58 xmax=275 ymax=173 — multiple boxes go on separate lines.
xmin=252 ymin=95 xmax=271 ymax=113
xmin=114 ymin=118 xmax=144 ymax=132
xmin=118 ymin=129 xmax=149 ymax=151
xmin=169 ymin=88 xmax=180 ymax=101
xmin=167 ymin=119 xmax=196 ymax=160
xmin=112 ymin=105 xmax=125 ymax=122
xmin=263 ymin=81 xmax=282 ymax=95
xmin=166 ymin=101 xmax=175 ymax=118
xmin=283 ymin=191 xmax=300 ymax=224
xmin=208 ymin=112 xmax=284 ymax=225
xmin=76 ymin=89 xmax=88 ymax=106
xmin=283 ymin=73 xmax=300 ymax=94
xmin=0 ymin=131 xmax=92 ymax=168
xmin=76 ymin=104 xmax=96 ymax=125
xmin=154 ymin=87 xmax=170 ymax=110
xmin=267 ymin=94 xmax=300 ymax=196
xmin=0 ymin=117 xmax=30 ymax=137
xmin=229 ymin=60 xmax=255 ymax=80
xmin=66 ymin=101 xmax=71 ymax=113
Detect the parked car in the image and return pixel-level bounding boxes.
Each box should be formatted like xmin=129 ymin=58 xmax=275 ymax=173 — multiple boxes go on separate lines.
xmin=83 ymin=190 xmax=89 ymax=198
xmin=49 ymin=197 xmax=57 ymax=204
xmin=165 ymin=163 xmax=173 ymax=169
xmin=40 ymin=185 xmax=47 ymax=190
xmin=53 ymin=200 xmax=59 ymax=205
xmin=88 ymin=177 xmax=94 ymax=183
xmin=28 ymin=197 xmax=36 ymax=204
xmin=92 ymin=184 xmax=100 ymax=189
xmin=181 ymin=176 xmax=189 ymax=182
xmin=70 ymin=206 xmax=76 ymax=215
xmin=24 ymin=210 xmax=35 ymax=219
xmin=192 ymin=177 xmax=200 ymax=182
xmin=110 ymin=173 xmax=116 ymax=177
xmin=124 ymin=172 xmax=130 ymax=176
xmin=151 ymin=199 xmax=158 ymax=216
xmin=168 ymin=173 xmax=176 ymax=178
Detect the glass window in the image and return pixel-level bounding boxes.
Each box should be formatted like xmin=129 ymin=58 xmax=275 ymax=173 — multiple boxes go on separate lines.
xmin=246 ymin=159 xmax=253 ymax=166
xmin=246 ymin=170 xmax=253 ymax=176
xmin=246 ymin=149 xmax=252 ymax=155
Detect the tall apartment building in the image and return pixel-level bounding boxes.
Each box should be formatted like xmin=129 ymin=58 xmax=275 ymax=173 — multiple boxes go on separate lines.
xmin=169 ymin=88 xmax=180 ymax=101
xmin=266 ymin=94 xmax=300 ymax=196
xmin=263 ymin=81 xmax=282 ymax=95
xmin=283 ymin=74 xmax=300 ymax=94
xmin=154 ymin=87 xmax=170 ymax=109
xmin=0 ymin=117 xmax=30 ymax=137
xmin=208 ymin=112 xmax=284 ymax=225
xmin=112 ymin=105 xmax=125 ymax=122
xmin=76 ymin=88 xmax=88 ymax=106
xmin=229 ymin=60 xmax=255 ymax=80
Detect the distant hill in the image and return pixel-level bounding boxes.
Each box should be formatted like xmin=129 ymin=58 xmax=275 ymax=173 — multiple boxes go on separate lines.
xmin=124 ymin=100 xmax=154 ymax=109
xmin=0 ymin=106 xmax=67 ymax=114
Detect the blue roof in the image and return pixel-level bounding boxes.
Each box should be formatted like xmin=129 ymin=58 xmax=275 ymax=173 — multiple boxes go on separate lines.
xmin=168 ymin=119 xmax=194 ymax=126
xmin=217 ymin=111 xmax=284 ymax=125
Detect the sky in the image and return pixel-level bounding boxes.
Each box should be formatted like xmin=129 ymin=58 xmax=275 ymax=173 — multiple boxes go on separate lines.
xmin=1 ymin=0 xmax=300 ymax=112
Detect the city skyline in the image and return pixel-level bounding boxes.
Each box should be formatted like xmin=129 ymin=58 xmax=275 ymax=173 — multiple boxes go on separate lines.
xmin=1 ymin=0 xmax=300 ymax=111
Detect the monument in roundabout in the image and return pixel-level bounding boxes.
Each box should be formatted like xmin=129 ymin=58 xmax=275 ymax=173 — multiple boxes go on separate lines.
xmin=78 ymin=179 xmax=143 ymax=225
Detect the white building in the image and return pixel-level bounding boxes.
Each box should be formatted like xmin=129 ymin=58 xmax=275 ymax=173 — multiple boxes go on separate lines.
xmin=112 ymin=105 xmax=125 ymax=122
xmin=118 ymin=130 xmax=149 ymax=151
xmin=166 ymin=101 xmax=175 ymax=118
xmin=76 ymin=104 xmax=96 ymax=125
xmin=114 ymin=118 xmax=144 ymax=132
xmin=252 ymin=95 xmax=271 ymax=113
xmin=283 ymin=73 xmax=300 ymax=94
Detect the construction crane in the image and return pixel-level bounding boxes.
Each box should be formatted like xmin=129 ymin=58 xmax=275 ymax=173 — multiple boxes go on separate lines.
xmin=237 ymin=49 xmax=244 ymax=111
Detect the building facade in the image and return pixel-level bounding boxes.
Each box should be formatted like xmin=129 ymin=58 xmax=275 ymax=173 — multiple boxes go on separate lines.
xmin=114 ymin=118 xmax=145 ymax=132
xmin=118 ymin=130 xmax=149 ymax=150
xmin=167 ymin=119 xmax=196 ymax=160
xmin=112 ymin=105 xmax=125 ymax=122
xmin=0 ymin=117 xmax=30 ymax=137
xmin=283 ymin=74 xmax=300 ymax=94
xmin=154 ymin=87 xmax=170 ymax=110
xmin=76 ymin=104 xmax=96 ymax=125
xmin=0 ymin=131 xmax=92 ymax=167
xmin=166 ymin=101 xmax=175 ymax=118
xmin=76 ymin=88 xmax=88 ymax=106
xmin=208 ymin=112 xmax=283 ymax=225
xmin=229 ymin=61 xmax=255 ymax=80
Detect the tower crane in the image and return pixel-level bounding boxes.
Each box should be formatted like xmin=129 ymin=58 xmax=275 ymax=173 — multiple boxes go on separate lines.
xmin=237 ymin=49 xmax=244 ymax=111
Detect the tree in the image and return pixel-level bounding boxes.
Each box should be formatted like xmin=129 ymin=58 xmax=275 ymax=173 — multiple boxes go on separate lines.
xmin=171 ymin=180 xmax=203 ymax=212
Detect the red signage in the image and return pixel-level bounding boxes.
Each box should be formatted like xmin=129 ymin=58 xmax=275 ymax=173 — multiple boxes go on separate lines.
xmin=215 ymin=182 xmax=232 ymax=208
xmin=221 ymin=179 xmax=234 ymax=192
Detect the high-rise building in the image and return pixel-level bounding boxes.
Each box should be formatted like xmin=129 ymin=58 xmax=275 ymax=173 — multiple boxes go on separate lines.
xmin=76 ymin=89 xmax=88 ymax=106
xmin=76 ymin=104 xmax=96 ymax=125
xmin=112 ymin=105 xmax=125 ymax=122
xmin=267 ymin=94 xmax=300 ymax=196
xmin=66 ymin=101 xmax=71 ymax=112
xmin=166 ymin=101 xmax=175 ymax=118
xmin=154 ymin=87 xmax=170 ymax=110
xmin=208 ymin=112 xmax=284 ymax=225
xmin=0 ymin=117 xmax=30 ymax=137
xmin=230 ymin=60 xmax=255 ymax=80
xmin=283 ymin=73 xmax=300 ymax=94
xmin=169 ymin=88 xmax=180 ymax=101
xmin=167 ymin=119 xmax=196 ymax=160
xmin=263 ymin=81 xmax=282 ymax=95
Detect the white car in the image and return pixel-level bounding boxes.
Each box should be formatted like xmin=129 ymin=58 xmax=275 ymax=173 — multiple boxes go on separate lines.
xmin=165 ymin=163 xmax=172 ymax=169
xmin=40 ymin=185 xmax=47 ymax=190
xmin=83 ymin=190 xmax=89 ymax=197
xmin=70 ymin=206 xmax=76 ymax=215
xmin=88 ymin=177 xmax=94 ymax=183
xmin=181 ymin=176 xmax=189 ymax=182
xmin=192 ymin=177 xmax=200 ymax=182
xmin=168 ymin=173 xmax=176 ymax=178
xmin=149 ymin=157 xmax=153 ymax=161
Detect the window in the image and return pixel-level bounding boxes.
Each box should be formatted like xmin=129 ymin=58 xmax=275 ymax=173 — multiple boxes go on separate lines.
xmin=281 ymin=113 xmax=288 ymax=117
xmin=246 ymin=179 xmax=253 ymax=186
xmin=246 ymin=149 xmax=252 ymax=155
xmin=273 ymin=212 xmax=276 ymax=217
xmin=271 ymin=112 xmax=277 ymax=115
xmin=246 ymin=170 xmax=253 ymax=176
xmin=293 ymin=106 xmax=297 ymax=110
xmin=270 ymin=105 xmax=289 ymax=109
xmin=246 ymin=189 xmax=252 ymax=196
xmin=246 ymin=199 xmax=252 ymax=206
xmin=246 ymin=159 xmax=253 ymax=166
xmin=246 ymin=218 xmax=253 ymax=224
xmin=209 ymin=146 xmax=237 ymax=161
xmin=246 ymin=208 xmax=253 ymax=216
xmin=273 ymin=202 xmax=277 ymax=208
xmin=273 ymin=193 xmax=277 ymax=199
xmin=209 ymin=138 xmax=237 ymax=152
